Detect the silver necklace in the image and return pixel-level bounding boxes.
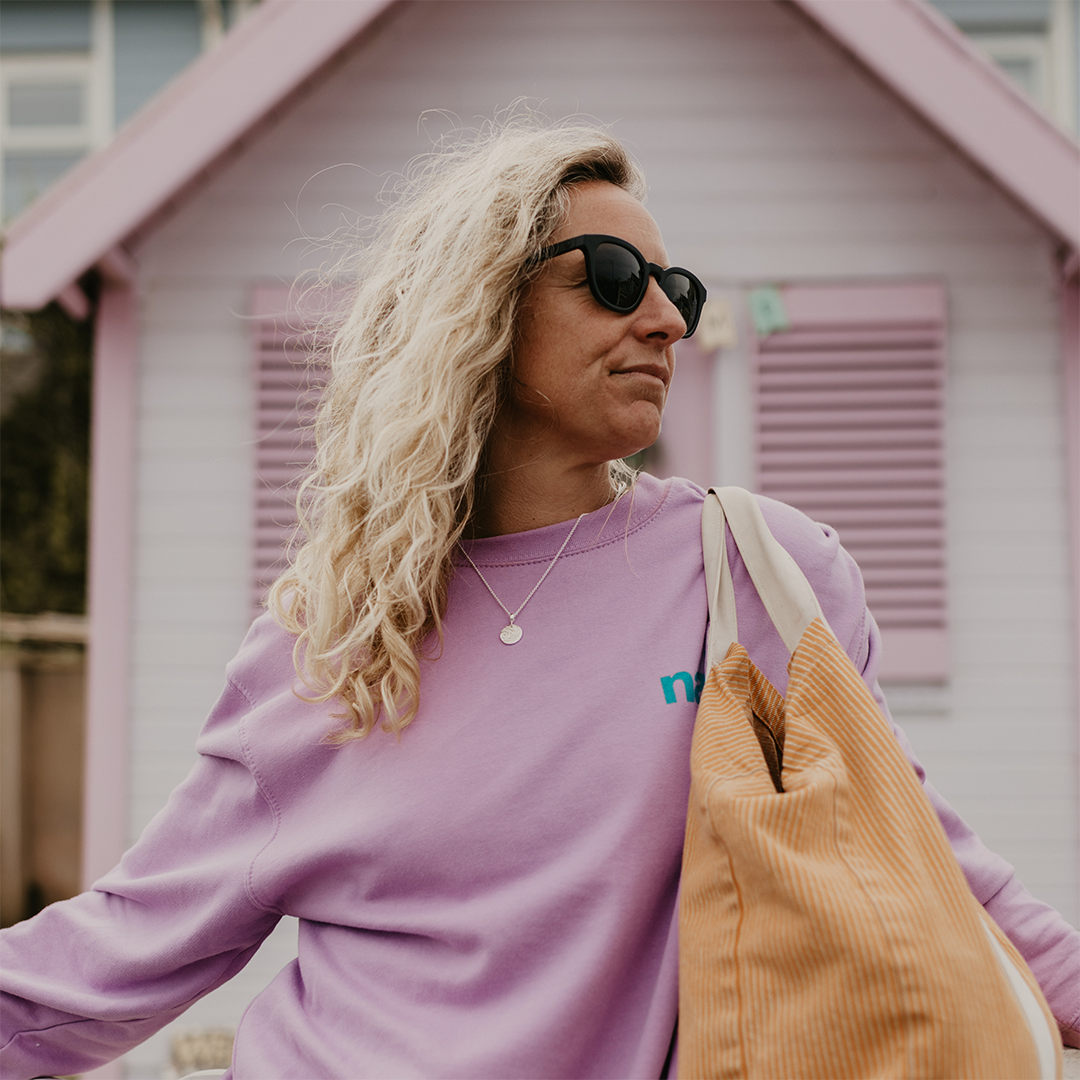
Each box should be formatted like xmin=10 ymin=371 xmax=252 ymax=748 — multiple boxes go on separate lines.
xmin=459 ymin=513 xmax=585 ymax=645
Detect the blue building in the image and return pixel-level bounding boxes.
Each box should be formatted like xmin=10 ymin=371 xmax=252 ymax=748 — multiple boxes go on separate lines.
xmin=0 ymin=0 xmax=257 ymax=221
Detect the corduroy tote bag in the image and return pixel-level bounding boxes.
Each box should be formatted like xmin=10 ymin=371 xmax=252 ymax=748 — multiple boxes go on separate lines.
xmin=678 ymin=487 xmax=1061 ymax=1080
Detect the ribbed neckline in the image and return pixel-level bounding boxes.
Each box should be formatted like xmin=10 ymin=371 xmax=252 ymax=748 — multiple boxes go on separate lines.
xmin=456 ymin=472 xmax=671 ymax=567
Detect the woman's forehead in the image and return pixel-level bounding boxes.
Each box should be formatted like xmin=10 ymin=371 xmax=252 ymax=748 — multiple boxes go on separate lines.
xmin=554 ymin=182 xmax=668 ymax=265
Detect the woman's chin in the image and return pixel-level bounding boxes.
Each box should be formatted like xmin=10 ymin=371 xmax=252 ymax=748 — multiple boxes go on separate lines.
xmin=629 ymin=426 xmax=661 ymax=451
xmin=618 ymin=418 xmax=663 ymax=460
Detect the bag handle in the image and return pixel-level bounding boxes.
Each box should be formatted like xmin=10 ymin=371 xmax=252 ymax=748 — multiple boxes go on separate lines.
xmin=701 ymin=489 xmax=735 ymax=668
xmin=702 ymin=487 xmax=831 ymax=667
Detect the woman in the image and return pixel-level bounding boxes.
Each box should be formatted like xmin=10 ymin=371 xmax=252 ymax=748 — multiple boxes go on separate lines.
xmin=1 ymin=121 xmax=1077 ymax=1080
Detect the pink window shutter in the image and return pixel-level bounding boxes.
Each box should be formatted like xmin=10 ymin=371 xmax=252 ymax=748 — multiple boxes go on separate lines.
xmin=753 ymin=282 xmax=948 ymax=683
xmin=249 ymin=285 xmax=330 ymax=620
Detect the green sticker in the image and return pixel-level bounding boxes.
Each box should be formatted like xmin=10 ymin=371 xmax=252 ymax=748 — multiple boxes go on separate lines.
xmin=748 ymin=286 xmax=790 ymax=337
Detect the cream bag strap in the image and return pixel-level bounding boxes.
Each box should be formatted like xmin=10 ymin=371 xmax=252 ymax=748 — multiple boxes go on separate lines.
xmin=702 ymin=486 xmax=832 ymax=667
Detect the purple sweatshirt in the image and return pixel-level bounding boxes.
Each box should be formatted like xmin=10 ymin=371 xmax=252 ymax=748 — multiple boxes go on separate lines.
xmin=2 ymin=475 xmax=1077 ymax=1079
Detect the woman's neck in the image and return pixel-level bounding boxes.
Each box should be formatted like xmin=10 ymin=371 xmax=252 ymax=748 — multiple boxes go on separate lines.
xmin=468 ymin=457 xmax=618 ymax=538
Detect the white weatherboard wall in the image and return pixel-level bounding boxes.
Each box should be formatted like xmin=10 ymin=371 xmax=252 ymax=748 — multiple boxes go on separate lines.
xmin=122 ymin=1 xmax=1077 ymax=1074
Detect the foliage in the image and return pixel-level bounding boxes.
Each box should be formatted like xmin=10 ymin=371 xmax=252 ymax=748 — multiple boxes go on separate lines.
xmin=0 ymin=302 xmax=92 ymax=614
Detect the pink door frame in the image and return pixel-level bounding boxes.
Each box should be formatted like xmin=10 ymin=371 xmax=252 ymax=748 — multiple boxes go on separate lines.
xmin=81 ymin=282 xmax=138 ymax=891
xmin=658 ymin=336 xmax=714 ymax=487
xmin=1063 ymin=277 xmax=1080 ymax=754
xmin=78 ymin=278 xmax=334 ymax=894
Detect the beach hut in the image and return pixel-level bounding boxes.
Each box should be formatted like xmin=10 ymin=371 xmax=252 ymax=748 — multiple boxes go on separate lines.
xmin=2 ymin=1 xmax=1077 ymax=1073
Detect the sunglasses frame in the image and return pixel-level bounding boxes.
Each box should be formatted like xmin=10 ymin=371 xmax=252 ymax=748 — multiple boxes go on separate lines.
xmin=534 ymin=233 xmax=706 ymax=339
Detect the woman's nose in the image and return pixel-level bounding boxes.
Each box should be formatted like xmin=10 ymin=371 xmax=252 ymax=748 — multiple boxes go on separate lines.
xmin=635 ymin=277 xmax=688 ymax=341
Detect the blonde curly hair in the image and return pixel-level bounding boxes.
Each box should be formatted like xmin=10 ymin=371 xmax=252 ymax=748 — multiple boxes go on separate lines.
xmin=270 ymin=119 xmax=646 ymax=740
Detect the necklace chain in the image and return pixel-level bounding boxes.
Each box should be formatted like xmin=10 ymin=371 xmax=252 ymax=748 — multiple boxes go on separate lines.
xmin=459 ymin=513 xmax=586 ymax=644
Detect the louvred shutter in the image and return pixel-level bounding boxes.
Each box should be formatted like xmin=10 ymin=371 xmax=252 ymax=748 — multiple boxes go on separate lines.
xmin=753 ymin=283 xmax=948 ymax=682
xmin=250 ymin=285 xmax=330 ymax=618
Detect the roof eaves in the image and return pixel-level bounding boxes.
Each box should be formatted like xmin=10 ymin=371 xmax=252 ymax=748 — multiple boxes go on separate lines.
xmin=4 ymin=0 xmax=1077 ymax=312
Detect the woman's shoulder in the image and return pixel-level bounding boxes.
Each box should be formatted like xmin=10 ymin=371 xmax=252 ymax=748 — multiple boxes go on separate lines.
xmin=224 ymin=609 xmax=302 ymax=708
xmin=745 ymin=491 xmax=871 ymax=665
xmin=752 ymin=493 xmax=848 ymax=578
xmin=194 ymin=610 xmax=326 ymax=760
xmin=653 ymin=477 xmax=870 ymax=658
xmin=636 ymin=474 xmax=848 ymax=575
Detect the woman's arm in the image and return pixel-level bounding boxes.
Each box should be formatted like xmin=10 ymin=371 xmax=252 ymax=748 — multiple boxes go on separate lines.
xmin=0 ymin=677 xmax=281 ymax=1080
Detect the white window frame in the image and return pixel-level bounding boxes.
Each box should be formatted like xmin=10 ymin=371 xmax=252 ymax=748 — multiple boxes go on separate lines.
xmin=0 ymin=0 xmax=113 ymax=220
xmin=968 ymin=32 xmax=1053 ymax=106
xmin=967 ymin=26 xmax=1080 ymax=133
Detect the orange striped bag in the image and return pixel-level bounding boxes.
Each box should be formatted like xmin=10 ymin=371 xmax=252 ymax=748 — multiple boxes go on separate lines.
xmin=678 ymin=487 xmax=1062 ymax=1080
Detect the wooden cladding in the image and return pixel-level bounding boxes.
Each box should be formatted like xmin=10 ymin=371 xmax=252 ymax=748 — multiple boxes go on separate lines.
xmin=753 ymin=283 xmax=948 ymax=682
xmin=250 ymin=286 xmax=329 ymax=618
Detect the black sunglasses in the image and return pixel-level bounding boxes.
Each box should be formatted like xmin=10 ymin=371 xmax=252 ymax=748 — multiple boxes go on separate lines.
xmin=534 ymin=233 xmax=706 ymax=339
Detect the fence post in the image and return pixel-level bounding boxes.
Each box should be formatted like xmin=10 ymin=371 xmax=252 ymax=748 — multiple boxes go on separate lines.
xmin=0 ymin=643 xmax=21 ymax=924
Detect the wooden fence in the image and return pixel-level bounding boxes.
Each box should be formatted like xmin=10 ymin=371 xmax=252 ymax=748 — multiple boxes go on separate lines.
xmin=0 ymin=612 xmax=86 ymax=926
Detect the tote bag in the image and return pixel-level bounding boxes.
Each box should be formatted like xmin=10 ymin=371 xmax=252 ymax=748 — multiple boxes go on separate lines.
xmin=677 ymin=487 xmax=1061 ymax=1080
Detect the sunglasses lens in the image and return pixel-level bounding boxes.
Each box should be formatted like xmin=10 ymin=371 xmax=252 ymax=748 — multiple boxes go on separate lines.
xmin=662 ymin=274 xmax=700 ymax=330
xmin=593 ymin=243 xmax=646 ymax=310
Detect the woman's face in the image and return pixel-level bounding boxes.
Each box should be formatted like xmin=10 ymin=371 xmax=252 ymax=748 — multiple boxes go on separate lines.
xmin=508 ymin=181 xmax=687 ymax=468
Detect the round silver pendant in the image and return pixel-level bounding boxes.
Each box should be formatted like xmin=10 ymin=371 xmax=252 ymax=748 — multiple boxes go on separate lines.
xmin=500 ymin=623 xmax=523 ymax=645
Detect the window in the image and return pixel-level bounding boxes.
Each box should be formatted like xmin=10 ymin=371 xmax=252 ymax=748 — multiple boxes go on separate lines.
xmin=0 ymin=0 xmax=111 ymax=223
xmin=2 ymin=148 xmax=86 ymax=221
xmin=0 ymin=55 xmax=100 ymax=220
xmin=752 ymin=283 xmax=949 ymax=682
xmin=249 ymin=286 xmax=331 ymax=618
xmin=927 ymin=0 xmax=1078 ymax=133
xmin=969 ymin=32 xmax=1053 ymax=105
xmin=8 ymin=81 xmax=85 ymax=126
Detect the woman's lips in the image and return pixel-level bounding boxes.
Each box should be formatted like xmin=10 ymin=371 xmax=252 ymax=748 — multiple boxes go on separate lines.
xmin=611 ymin=364 xmax=670 ymax=387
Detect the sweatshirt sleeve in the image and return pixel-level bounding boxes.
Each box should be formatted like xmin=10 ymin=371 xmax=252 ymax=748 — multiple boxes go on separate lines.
xmin=0 ymin=676 xmax=282 ymax=1080
xmin=756 ymin=496 xmax=1080 ymax=1046
xmin=866 ymin=643 xmax=1080 ymax=1043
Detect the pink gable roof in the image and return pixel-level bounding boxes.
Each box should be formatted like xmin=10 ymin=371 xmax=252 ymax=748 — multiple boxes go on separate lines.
xmin=797 ymin=0 xmax=1079 ymax=250
xmin=1 ymin=0 xmax=1077 ymax=312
